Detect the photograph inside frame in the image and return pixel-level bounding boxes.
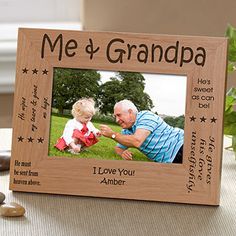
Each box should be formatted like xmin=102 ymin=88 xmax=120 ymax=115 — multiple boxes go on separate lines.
xmin=48 ymin=68 xmax=187 ymax=164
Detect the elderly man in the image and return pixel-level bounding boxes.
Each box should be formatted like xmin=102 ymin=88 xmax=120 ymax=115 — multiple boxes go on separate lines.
xmin=100 ymin=99 xmax=184 ymax=163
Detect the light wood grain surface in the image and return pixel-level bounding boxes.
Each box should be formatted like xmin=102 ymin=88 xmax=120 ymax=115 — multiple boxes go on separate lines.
xmin=9 ymin=29 xmax=227 ymax=205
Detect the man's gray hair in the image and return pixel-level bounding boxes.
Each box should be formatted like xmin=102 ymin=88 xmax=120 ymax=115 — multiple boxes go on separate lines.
xmin=114 ymin=99 xmax=138 ymax=114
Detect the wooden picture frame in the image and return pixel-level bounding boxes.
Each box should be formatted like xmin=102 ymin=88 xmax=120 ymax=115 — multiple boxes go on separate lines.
xmin=10 ymin=28 xmax=228 ymax=205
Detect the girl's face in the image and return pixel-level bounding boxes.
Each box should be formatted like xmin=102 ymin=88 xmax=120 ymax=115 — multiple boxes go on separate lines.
xmin=77 ymin=112 xmax=93 ymax=124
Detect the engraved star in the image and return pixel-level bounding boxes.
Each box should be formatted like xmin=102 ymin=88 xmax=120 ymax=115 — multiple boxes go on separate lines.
xmin=42 ymin=69 xmax=49 ymax=75
xmin=37 ymin=137 xmax=44 ymax=143
xmin=32 ymin=68 xmax=38 ymax=74
xmin=210 ymin=117 xmax=217 ymax=123
xmin=22 ymin=67 xmax=29 ymax=74
xmin=190 ymin=115 xmax=196 ymax=122
xmin=17 ymin=136 xmax=24 ymax=142
xmin=27 ymin=137 xmax=34 ymax=143
xmin=200 ymin=116 xmax=207 ymax=122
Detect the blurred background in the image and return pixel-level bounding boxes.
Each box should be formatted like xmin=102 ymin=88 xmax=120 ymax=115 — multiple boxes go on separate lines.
xmin=1 ymin=0 xmax=236 ymax=128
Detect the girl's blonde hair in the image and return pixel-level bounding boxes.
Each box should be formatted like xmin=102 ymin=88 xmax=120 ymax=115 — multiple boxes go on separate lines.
xmin=72 ymin=98 xmax=96 ymax=119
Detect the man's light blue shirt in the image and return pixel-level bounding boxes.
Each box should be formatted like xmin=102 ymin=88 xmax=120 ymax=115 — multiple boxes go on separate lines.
xmin=117 ymin=111 xmax=184 ymax=163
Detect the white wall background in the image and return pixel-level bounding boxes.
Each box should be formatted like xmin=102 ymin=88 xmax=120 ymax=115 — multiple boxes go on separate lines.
xmin=0 ymin=0 xmax=81 ymax=22
xmin=0 ymin=0 xmax=82 ymax=93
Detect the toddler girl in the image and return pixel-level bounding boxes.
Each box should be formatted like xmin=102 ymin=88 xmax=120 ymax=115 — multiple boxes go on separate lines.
xmin=55 ymin=98 xmax=101 ymax=154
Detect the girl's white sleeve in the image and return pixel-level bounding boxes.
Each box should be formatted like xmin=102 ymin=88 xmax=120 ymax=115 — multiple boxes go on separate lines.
xmin=88 ymin=122 xmax=100 ymax=134
xmin=62 ymin=120 xmax=75 ymax=145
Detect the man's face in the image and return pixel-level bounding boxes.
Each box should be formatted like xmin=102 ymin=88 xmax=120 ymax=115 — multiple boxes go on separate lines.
xmin=113 ymin=106 xmax=135 ymax=129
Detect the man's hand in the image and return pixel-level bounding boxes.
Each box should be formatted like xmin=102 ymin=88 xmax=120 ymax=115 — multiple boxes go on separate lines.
xmin=114 ymin=146 xmax=133 ymax=161
xmin=121 ymin=150 xmax=133 ymax=160
xmin=100 ymin=124 xmax=114 ymax=138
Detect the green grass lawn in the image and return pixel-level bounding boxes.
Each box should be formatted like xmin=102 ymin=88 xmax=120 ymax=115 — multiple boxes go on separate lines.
xmin=48 ymin=115 xmax=150 ymax=162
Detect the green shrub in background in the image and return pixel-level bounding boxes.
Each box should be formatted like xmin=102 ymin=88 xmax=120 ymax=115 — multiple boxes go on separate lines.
xmin=225 ymin=25 xmax=236 ymax=156
xmin=226 ymin=25 xmax=236 ymax=72
xmin=164 ymin=115 xmax=185 ymax=129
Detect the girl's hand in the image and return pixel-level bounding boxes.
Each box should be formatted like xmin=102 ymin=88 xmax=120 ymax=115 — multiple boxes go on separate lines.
xmin=72 ymin=146 xmax=81 ymax=153
xmin=70 ymin=142 xmax=81 ymax=153
xmin=96 ymin=131 xmax=102 ymax=137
